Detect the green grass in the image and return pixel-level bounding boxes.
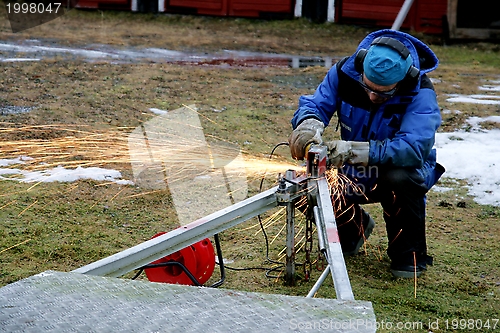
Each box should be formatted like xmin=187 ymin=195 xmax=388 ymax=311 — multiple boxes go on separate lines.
xmin=433 ymin=44 xmax=500 ymax=69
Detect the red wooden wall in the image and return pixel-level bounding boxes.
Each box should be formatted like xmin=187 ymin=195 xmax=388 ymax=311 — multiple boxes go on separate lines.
xmin=74 ymin=0 xmax=130 ymax=10
xmin=167 ymin=0 xmax=227 ymax=16
xmin=72 ymin=0 xmax=450 ymax=35
xmin=339 ymin=0 xmax=448 ymax=35
xmin=164 ymin=0 xmax=294 ymax=18
xmin=229 ymin=0 xmax=293 ymax=17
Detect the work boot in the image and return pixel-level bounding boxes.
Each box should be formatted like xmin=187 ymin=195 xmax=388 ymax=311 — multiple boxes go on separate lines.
xmin=342 ymin=209 xmax=375 ymax=257
xmin=390 ymin=254 xmax=433 ymax=278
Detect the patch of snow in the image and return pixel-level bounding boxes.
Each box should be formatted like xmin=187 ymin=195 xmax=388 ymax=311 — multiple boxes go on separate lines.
xmin=0 ymin=162 xmax=133 ymax=185
xmin=446 ymin=94 xmax=500 ymax=105
xmin=149 ymin=108 xmax=168 ymax=115
xmin=435 ymin=127 xmax=500 ymax=206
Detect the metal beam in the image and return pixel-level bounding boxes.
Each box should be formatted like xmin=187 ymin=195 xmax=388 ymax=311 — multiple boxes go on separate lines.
xmin=315 ymin=178 xmax=354 ymax=300
xmin=285 ymin=200 xmax=296 ymax=285
xmin=73 ymin=186 xmax=279 ymax=277
xmin=306 ymin=265 xmax=330 ymax=298
xmin=327 ymin=0 xmax=336 ymax=23
xmin=284 ymin=169 xmax=297 ymax=286
xmin=391 ymin=0 xmax=415 ymax=31
xmin=294 ymin=0 xmax=302 ymax=17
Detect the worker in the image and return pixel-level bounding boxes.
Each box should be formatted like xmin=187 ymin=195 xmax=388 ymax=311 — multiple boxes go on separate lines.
xmin=288 ymin=29 xmax=445 ymax=278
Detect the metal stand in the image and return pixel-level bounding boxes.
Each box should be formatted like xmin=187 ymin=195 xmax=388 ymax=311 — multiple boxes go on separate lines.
xmin=284 ymin=195 xmax=296 ymax=285
xmin=73 ymin=145 xmax=354 ymax=301
xmin=306 ymin=265 xmax=331 ymax=298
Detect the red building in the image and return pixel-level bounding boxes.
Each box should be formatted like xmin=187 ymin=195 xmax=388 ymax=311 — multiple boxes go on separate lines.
xmin=338 ymin=0 xmax=447 ymax=35
xmin=158 ymin=0 xmax=294 ymax=18
xmin=337 ymin=0 xmax=499 ymax=39
xmin=72 ymin=0 xmax=500 ymax=40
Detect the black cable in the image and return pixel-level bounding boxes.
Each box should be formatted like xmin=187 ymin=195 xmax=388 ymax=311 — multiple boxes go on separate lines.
xmin=216 ymin=263 xmax=280 ymax=272
xmin=215 ymin=261 xmax=286 ymax=280
xmin=259 ymin=141 xmax=290 ymax=192
xmin=132 ymin=142 xmax=297 ymax=283
xmin=133 ymin=261 xmax=202 ymax=286
xmin=131 ymin=269 xmax=143 ymax=280
xmin=209 ymin=233 xmax=225 ymax=288
xmin=210 ymin=142 xmax=293 ymax=279
xmin=257 ymin=142 xmax=291 ymax=276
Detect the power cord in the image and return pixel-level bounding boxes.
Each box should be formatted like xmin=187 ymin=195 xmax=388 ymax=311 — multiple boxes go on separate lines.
xmin=215 ymin=141 xmax=293 ymax=279
xmin=134 ymin=142 xmax=300 ymax=282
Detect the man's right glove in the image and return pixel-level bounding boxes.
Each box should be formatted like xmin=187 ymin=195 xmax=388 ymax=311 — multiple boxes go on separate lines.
xmin=326 ymin=140 xmax=370 ymax=168
xmin=288 ymin=118 xmax=324 ymax=160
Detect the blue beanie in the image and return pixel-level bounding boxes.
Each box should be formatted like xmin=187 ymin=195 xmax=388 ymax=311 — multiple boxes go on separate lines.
xmin=363 ymin=44 xmax=413 ymax=86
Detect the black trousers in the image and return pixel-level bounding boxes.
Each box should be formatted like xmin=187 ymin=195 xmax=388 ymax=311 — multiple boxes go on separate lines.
xmin=332 ymin=167 xmax=430 ymax=264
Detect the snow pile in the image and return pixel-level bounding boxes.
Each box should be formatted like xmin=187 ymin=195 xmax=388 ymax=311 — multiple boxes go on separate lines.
xmin=0 ymin=161 xmax=132 ymax=185
xmin=435 ymin=85 xmax=500 ymax=206
xmin=435 ymin=123 xmax=500 ymax=206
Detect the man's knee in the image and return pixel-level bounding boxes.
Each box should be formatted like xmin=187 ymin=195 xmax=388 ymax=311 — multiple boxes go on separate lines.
xmin=379 ymin=168 xmax=425 ymax=192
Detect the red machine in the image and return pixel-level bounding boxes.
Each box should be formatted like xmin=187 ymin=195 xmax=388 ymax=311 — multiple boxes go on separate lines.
xmin=144 ymin=232 xmax=216 ymax=285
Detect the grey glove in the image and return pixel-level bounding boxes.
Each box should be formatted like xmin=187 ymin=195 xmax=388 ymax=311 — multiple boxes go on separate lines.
xmin=288 ymin=118 xmax=324 ymax=160
xmin=326 ymin=140 xmax=370 ymax=167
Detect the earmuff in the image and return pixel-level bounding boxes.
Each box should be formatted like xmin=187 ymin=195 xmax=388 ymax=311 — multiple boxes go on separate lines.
xmin=354 ymin=36 xmax=420 ymax=89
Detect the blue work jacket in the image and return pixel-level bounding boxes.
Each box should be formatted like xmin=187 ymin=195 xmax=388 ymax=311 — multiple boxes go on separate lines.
xmin=291 ymin=29 xmax=443 ymax=190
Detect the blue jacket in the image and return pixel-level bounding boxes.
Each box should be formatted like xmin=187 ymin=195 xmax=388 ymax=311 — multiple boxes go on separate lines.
xmin=291 ymin=29 xmax=443 ymax=189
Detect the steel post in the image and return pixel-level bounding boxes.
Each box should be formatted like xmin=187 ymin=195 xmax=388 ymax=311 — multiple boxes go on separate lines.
xmin=285 ymin=200 xmax=295 ymax=285
xmin=315 ymin=178 xmax=354 ymax=300
xmin=284 ymin=169 xmax=298 ymax=286
xmin=391 ymin=0 xmax=415 ymax=30
xmin=306 ymin=265 xmax=330 ymax=298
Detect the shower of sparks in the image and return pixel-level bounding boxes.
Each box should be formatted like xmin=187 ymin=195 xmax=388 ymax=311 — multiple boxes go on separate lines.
xmin=242 ymin=207 xmax=285 ymax=232
xmin=389 ymin=229 xmax=403 ymax=246
xmin=0 ymin=239 xmax=31 ymax=255
xmin=17 ymin=200 xmax=38 ymax=217
xmin=1 ymin=121 xmax=380 ymax=265
xmin=327 ymin=168 xmax=368 ymax=215
xmin=0 ymin=123 xmax=305 ymax=220
xmin=248 ymin=167 xmax=373 ymax=265
xmin=0 ymin=200 xmax=16 ymax=209
xmin=0 ymin=124 xmax=302 ymax=182
xmin=0 ymin=125 xmax=133 ymax=170
xmin=265 ymin=167 xmax=383 ymax=266
xmin=1 ymin=122 xmax=382 ymax=269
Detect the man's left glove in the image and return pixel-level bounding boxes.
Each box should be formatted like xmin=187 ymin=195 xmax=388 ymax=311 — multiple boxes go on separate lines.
xmin=288 ymin=118 xmax=324 ymax=160
xmin=325 ymin=140 xmax=370 ymax=168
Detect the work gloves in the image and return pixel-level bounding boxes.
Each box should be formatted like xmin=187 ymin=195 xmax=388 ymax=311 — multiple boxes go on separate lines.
xmin=325 ymin=140 xmax=370 ymax=168
xmin=288 ymin=118 xmax=324 ymax=160
xmin=288 ymin=118 xmax=370 ymax=168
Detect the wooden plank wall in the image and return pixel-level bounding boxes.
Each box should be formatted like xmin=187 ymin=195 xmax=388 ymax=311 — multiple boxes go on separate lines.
xmin=338 ymin=0 xmax=447 ymax=35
